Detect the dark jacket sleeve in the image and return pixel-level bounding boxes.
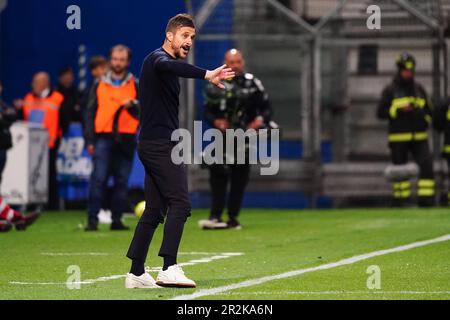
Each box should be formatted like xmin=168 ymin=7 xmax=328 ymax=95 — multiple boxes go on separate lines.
xmin=125 ymin=79 xmax=140 ymax=120
xmin=420 ymin=85 xmax=432 ymax=117
xmin=253 ymin=78 xmax=272 ymax=123
xmin=377 ymin=85 xmax=393 ymax=120
xmin=433 ymin=98 xmax=449 ymax=132
xmin=84 ymin=82 xmax=99 ymax=146
xmin=203 ymin=84 xmax=225 ymax=126
xmin=0 ymin=100 xmax=18 ymax=127
xmin=59 ymin=95 xmax=71 ymax=135
xmin=154 ymin=57 xmax=207 ymax=79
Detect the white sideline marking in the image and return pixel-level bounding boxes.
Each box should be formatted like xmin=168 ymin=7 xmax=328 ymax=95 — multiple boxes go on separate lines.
xmin=41 ymin=252 xmax=110 ymax=256
xmin=214 ymin=291 xmax=450 ymax=296
xmin=145 ymin=252 xmax=243 ymax=272
xmin=171 ymin=234 xmax=450 ymax=300
xmin=9 ymin=252 xmax=244 ymax=286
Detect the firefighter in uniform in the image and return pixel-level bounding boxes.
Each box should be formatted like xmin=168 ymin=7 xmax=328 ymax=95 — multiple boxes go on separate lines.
xmin=377 ymin=53 xmax=435 ymax=207
xmin=85 ymin=45 xmax=139 ymax=231
xmin=199 ymin=49 xmax=273 ymax=230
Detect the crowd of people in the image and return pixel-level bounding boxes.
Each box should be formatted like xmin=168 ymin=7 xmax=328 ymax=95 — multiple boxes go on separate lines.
xmin=0 ymin=52 xmax=109 ymax=232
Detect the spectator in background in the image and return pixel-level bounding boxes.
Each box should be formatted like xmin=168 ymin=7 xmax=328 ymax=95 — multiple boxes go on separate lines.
xmin=0 ymin=81 xmax=40 ymax=232
xmin=199 ymin=49 xmax=274 ymax=230
xmin=84 ymin=45 xmax=140 ymax=231
xmin=89 ymin=56 xmax=109 ymax=82
xmin=14 ymin=72 xmax=66 ymax=210
xmin=433 ymin=98 xmax=450 ymax=205
xmin=56 ymin=67 xmax=81 ymax=134
xmin=81 ymin=56 xmax=108 ymax=124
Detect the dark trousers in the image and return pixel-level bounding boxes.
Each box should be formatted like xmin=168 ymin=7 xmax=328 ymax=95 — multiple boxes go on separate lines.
xmin=127 ymin=139 xmax=191 ymax=262
xmin=87 ymin=137 xmax=134 ymax=224
xmin=47 ymin=146 xmax=59 ymax=210
xmin=209 ymin=163 xmax=250 ymax=220
xmin=0 ymin=150 xmax=6 ymax=184
xmin=446 ymin=158 xmax=450 ymax=204
xmin=389 ymin=140 xmax=434 ymax=204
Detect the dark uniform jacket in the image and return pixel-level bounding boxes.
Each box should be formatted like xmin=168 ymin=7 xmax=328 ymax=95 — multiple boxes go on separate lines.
xmin=0 ymin=98 xmax=17 ymax=150
xmin=204 ymin=73 xmax=272 ymax=130
xmin=377 ymin=75 xmax=431 ymax=143
xmin=433 ymin=98 xmax=450 ymax=156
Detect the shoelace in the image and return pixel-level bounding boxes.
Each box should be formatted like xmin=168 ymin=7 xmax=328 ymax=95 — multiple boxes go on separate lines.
xmin=173 ymin=265 xmax=185 ymax=275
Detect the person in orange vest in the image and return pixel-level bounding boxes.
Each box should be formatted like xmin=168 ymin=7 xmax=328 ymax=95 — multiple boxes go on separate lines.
xmin=14 ymin=72 xmax=66 ymax=210
xmin=0 ymin=81 xmax=40 ymax=232
xmin=84 ymin=45 xmax=140 ymax=231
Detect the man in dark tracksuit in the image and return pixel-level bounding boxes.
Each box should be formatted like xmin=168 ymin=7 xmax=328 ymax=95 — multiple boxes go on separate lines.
xmin=433 ymin=98 xmax=450 ymax=204
xmin=200 ymin=49 xmax=273 ymax=230
xmin=125 ymin=14 xmax=235 ymax=289
xmin=377 ymin=53 xmax=434 ymax=207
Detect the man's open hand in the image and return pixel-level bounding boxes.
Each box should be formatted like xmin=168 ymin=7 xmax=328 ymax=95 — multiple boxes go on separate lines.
xmin=205 ymin=64 xmax=235 ymax=89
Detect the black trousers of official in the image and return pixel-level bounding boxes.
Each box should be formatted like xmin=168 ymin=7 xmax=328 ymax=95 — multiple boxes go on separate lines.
xmin=389 ymin=140 xmax=434 ymax=205
xmin=47 ymin=145 xmax=59 ymax=210
xmin=127 ymin=139 xmax=191 ymax=263
xmin=446 ymin=157 xmax=450 ymax=204
xmin=208 ymin=163 xmax=250 ymax=220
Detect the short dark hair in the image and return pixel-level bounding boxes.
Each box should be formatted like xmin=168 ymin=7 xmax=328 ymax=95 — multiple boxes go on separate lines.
xmin=109 ymin=44 xmax=132 ymax=62
xmin=89 ymin=56 xmax=108 ymax=71
xmin=58 ymin=66 xmax=73 ymax=77
xmin=165 ymin=13 xmax=195 ymax=33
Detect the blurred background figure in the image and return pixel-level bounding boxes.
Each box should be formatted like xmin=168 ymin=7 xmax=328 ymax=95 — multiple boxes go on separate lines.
xmin=377 ymin=53 xmax=434 ymax=207
xmin=84 ymin=45 xmax=139 ymax=231
xmin=14 ymin=72 xmax=66 ymax=210
xmin=199 ymin=49 xmax=273 ymax=230
xmin=0 ymin=81 xmax=40 ymax=232
xmin=81 ymin=56 xmax=108 ymax=125
xmin=56 ymin=66 xmax=82 ymax=134
xmin=433 ymin=97 xmax=450 ymax=205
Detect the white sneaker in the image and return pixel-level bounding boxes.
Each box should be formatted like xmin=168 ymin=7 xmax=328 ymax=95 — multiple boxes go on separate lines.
xmin=125 ymin=272 xmax=161 ymax=289
xmin=156 ymin=265 xmax=196 ymax=288
xmin=198 ymin=218 xmax=228 ymax=230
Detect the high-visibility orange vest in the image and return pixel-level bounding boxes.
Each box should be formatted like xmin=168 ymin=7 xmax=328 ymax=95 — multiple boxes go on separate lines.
xmin=23 ymin=91 xmax=64 ymax=149
xmin=95 ymin=77 xmax=139 ymax=135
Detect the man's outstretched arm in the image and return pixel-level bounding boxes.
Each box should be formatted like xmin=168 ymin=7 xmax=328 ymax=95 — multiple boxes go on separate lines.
xmin=154 ymin=59 xmax=234 ymax=89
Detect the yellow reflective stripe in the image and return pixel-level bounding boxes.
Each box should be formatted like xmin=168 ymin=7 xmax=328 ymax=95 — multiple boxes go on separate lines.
xmin=447 ymin=109 xmax=450 ymax=121
xmin=399 ymin=181 xmax=411 ymax=189
xmin=413 ymin=132 xmax=428 ymax=140
xmin=401 ymin=190 xmax=411 ymax=198
xmin=418 ymin=189 xmax=435 ymax=197
xmin=389 ymin=97 xmax=426 ymax=119
xmin=443 ymin=145 xmax=450 ymax=153
xmin=388 ymin=132 xmax=428 ymax=142
xmin=415 ymin=98 xmax=426 ymax=108
xmin=390 ymin=97 xmax=414 ymax=118
xmin=393 ymin=181 xmax=411 ymax=198
xmin=425 ymin=114 xmax=432 ymax=124
xmin=418 ymin=179 xmax=435 ymax=188
xmin=389 ymin=133 xmax=413 ymax=142
xmin=393 ymin=190 xmax=411 ymax=198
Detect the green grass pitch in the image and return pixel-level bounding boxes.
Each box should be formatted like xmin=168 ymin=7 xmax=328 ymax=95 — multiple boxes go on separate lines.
xmin=0 ymin=208 xmax=449 ymax=300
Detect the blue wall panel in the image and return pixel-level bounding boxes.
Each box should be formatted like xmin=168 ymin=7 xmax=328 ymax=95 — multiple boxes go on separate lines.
xmin=0 ymin=0 xmax=185 ymax=101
